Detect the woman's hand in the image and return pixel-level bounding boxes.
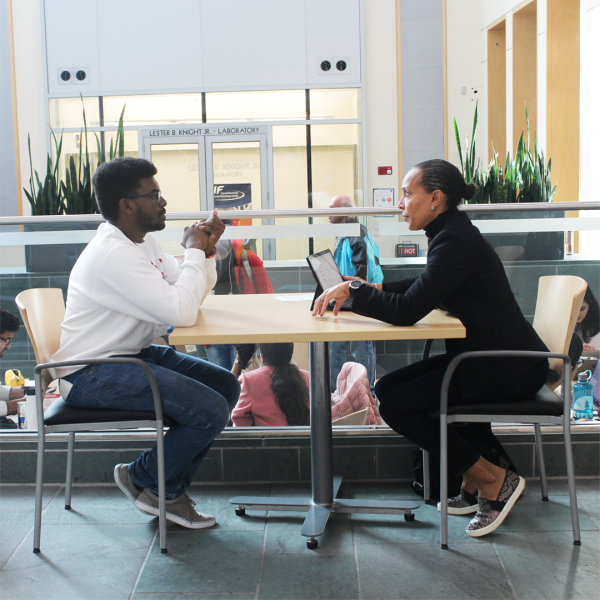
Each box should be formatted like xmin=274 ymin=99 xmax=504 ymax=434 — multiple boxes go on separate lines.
xmin=313 ymin=281 xmax=352 ymax=317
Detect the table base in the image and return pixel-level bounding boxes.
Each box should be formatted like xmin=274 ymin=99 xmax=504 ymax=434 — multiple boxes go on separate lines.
xmin=230 ymin=475 xmax=420 ymax=549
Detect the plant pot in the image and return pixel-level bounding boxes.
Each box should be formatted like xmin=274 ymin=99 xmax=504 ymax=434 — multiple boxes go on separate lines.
xmin=25 ymin=222 xmax=99 ymax=273
xmin=470 ymin=209 xmax=564 ymax=261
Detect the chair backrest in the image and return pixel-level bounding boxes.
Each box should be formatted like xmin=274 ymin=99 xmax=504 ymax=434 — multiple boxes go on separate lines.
xmin=15 ymin=288 xmax=66 ymax=388
xmin=532 ymin=276 xmax=587 ymax=374
xmin=332 ymin=407 xmax=369 ymax=426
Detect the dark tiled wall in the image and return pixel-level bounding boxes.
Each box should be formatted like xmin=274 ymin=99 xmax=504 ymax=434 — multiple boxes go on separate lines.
xmin=1 ymin=260 xmax=599 ymax=379
xmin=0 ymin=431 xmax=597 ymax=484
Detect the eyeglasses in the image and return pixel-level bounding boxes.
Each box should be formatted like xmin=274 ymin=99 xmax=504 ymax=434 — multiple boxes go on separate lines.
xmin=128 ymin=191 xmax=162 ymax=203
xmin=0 ymin=336 xmax=13 ymax=346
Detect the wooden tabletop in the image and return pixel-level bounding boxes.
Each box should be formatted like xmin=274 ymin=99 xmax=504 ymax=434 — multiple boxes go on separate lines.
xmin=169 ymin=294 xmax=466 ymax=345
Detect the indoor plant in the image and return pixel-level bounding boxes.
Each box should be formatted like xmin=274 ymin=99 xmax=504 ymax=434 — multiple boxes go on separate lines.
xmin=454 ymin=103 xmax=562 ymax=260
xmin=23 ymin=102 xmax=126 ymax=272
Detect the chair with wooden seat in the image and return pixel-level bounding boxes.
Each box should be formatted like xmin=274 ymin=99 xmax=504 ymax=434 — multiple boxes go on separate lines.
xmin=421 ymin=275 xmax=587 ymax=548
xmin=16 ymin=288 xmax=170 ymax=554
xmin=332 ymin=407 xmax=369 ymax=426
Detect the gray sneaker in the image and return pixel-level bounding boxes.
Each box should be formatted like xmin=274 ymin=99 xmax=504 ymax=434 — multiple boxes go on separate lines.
xmin=437 ymin=487 xmax=478 ymax=515
xmin=466 ymin=471 xmax=525 ymax=537
xmin=114 ymin=463 xmax=141 ymax=504
xmin=135 ymin=488 xmax=217 ymax=529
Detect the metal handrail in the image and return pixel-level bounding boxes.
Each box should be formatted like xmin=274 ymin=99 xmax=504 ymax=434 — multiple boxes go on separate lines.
xmin=1 ymin=201 xmax=599 ymax=226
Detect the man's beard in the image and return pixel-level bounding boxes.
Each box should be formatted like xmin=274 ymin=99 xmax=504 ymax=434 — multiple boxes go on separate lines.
xmin=0 ymin=348 xmax=6 ymax=358
xmin=136 ymin=209 xmax=166 ymax=233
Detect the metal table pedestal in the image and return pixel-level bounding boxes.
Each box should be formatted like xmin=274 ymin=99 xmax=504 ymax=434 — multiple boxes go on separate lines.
xmin=230 ymin=341 xmax=420 ymax=549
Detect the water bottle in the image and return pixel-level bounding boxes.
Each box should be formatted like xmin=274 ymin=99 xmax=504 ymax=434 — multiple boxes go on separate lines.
xmin=573 ymin=371 xmax=594 ymax=420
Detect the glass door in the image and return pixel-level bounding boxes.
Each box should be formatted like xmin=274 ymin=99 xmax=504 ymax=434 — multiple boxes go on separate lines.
xmin=204 ymin=134 xmax=272 ymax=259
xmin=143 ymin=141 xmax=204 ymax=255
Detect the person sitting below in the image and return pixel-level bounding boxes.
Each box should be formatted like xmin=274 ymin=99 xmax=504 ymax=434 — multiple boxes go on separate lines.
xmin=231 ymin=343 xmax=310 ymax=427
xmin=576 ymin=286 xmax=600 ymax=351
xmin=331 ymin=362 xmax=382 ymax=425
xmin=52 ymin=157 xmax=240 ymax=529
xmin=0 ymin=309 xmax=26 ymax=425
xmin=314 ymin=159 xmax=549 ymax=537
xmin=547 ymin=284 xmax=600 ymax=387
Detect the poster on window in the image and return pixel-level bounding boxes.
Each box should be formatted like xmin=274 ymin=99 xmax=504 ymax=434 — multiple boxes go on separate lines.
xmin=213 ymin=183 xmax=252 ymax=209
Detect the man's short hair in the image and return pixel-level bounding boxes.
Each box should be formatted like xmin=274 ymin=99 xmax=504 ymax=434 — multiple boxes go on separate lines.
xmin=92 ymin=157 xmax=158 ymax=222
xmin=0 ymin=308 xmax=20 ymax=335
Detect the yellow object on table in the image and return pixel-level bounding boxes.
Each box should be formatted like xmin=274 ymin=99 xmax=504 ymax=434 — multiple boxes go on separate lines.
xmin=5 ymin=369 xmax=25 ymax=386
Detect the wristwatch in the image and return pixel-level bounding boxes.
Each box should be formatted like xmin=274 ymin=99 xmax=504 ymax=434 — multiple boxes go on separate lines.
xmin=348 ymin=280 xmax=364 ymax=297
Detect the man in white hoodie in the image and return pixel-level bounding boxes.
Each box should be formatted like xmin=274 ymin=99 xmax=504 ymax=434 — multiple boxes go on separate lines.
xmin=52 ymin=157 xmax=240 ymax=529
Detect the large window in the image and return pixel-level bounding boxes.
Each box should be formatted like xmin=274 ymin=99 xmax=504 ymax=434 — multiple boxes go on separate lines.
xmin=45 ymin=88 xmax=364 ymax=260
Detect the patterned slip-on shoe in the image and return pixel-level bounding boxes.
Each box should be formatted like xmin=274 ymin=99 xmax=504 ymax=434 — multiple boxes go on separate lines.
xmin=466 ymin=471 xmax=525 ymax=537
xmin=437 ymin=487 xmax=478 ymax=515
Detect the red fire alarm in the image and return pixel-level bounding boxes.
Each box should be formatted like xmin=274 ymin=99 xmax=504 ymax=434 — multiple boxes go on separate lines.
xmin=378 ymin=166 xmax=392 ymax=175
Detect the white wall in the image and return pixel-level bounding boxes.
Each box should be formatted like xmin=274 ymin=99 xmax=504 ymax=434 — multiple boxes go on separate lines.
xmin=11 ymin=0 xmax=47 ymax=215
xmin=364 ymin=0 xmax=400 ymax=257
xmin=446 ymin=0 xmax=486 ymax=170
xmin=0 ymin=0 xmax=17 ymax=217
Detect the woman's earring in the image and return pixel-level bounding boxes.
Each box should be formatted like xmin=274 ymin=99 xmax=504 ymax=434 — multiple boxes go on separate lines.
xmin=430 ymin=205 xmax=436 ymax=212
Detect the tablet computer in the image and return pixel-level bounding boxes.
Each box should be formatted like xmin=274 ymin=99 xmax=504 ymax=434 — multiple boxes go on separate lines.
xmin=306 ymin=249 xmax=353 ymax=311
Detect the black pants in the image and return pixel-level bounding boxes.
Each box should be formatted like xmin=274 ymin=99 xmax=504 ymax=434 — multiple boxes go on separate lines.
xmin=376 ymin=354 xmax=549 ymax=477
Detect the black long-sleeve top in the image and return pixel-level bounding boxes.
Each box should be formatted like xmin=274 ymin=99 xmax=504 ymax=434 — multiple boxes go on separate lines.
xmin=351 ymin=207 xmax=548 ymax=398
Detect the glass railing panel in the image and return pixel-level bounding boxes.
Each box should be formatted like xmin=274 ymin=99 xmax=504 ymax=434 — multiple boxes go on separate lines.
xmin=2 ymin=205 xmax=599 ymax=433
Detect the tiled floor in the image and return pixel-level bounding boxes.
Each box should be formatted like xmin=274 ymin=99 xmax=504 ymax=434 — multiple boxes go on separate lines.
xmin=0 ymin=478 xmax=598 ymax=600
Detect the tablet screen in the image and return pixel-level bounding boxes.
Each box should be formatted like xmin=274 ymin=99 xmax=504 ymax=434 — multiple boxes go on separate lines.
xmin=307 ymin=249 xmax=344 ymax=290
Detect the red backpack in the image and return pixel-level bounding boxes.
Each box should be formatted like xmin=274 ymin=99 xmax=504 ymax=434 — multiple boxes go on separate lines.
xmin=231 ymin=239 xmax=273 ymax=295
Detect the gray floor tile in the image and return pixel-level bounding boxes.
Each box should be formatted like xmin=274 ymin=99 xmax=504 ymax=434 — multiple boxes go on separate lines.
xmin=352 ymin=502 xmax=480 ymax=545
xmin=136 ymin=531 xmax=264 ymax=594
xmin=190 ymin=483 xmax=268 ymax=532
xmin=0 ymin=484 xmax=61 ymax=510
xmin=356 ymin=542 xmax=512 ymax=600
xmin=0 ymin=510 xmax=32 ymax=567
xmin=495 ymin=493 xmax=597 ymax=532
xmin=0 ymin=523 xmax=155 ymax=600
xmin=258 ymin=554 xmax=358 ymax=599
xmin=264 ymin=511 xmax=354 ymax=555
xmin=263 ymin=483 xmax=391 ymax=555
xmin=571 ymin=477 xmax=600 ymax=499
xmin=41 ymin=485 xmax=154 ymax=524
xmin=580 ymin=498 xmax=600 ymax=528
xmin=494 ymin=530 xmax=600 ymax=600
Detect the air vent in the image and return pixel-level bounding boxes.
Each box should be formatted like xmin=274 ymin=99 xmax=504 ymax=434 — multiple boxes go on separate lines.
xmin=57 ymin=67 xmax=90 ymax=85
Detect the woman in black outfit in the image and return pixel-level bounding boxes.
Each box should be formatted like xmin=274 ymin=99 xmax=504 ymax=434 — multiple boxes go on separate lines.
xmin=314 ymin=159 xmax=549 ymax=537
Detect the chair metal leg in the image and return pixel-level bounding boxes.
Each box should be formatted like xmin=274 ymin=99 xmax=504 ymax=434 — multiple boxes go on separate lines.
xmin=156 ymin=419 xmax=168 ymax=554
xmin=33 ymin=426 xmax=45 ymax=553
xmin=562 ymin=416 xmax=581 ymax=545
xmin=423 ymin=450 xmax=431 ymax=503
xmin=65 ymin=432 xmax=75 ymax=509
xmin=440 ymin=415 xmax=449 ymax=549
xmin=533 ymin=424 xmax=548 ymax=501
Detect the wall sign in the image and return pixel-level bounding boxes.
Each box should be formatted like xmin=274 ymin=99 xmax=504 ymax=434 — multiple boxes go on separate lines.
xmin=214 ymin=183 xmax=251 ymax=209
xmin=143 ymin=126 xmax=267 ymax=138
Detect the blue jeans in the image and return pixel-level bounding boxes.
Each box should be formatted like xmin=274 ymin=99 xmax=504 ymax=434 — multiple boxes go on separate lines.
xmin=63 ymin=345 xmax=240 ymax=498
xmin=330 ymin=340 xmax=375 ymax=393
xmin=205 ymin=344 xmax=237 ymax=371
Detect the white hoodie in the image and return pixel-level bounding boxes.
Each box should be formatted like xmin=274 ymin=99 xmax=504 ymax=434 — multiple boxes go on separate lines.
xmin=52 ymin=222 xmax=217 ymax=377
